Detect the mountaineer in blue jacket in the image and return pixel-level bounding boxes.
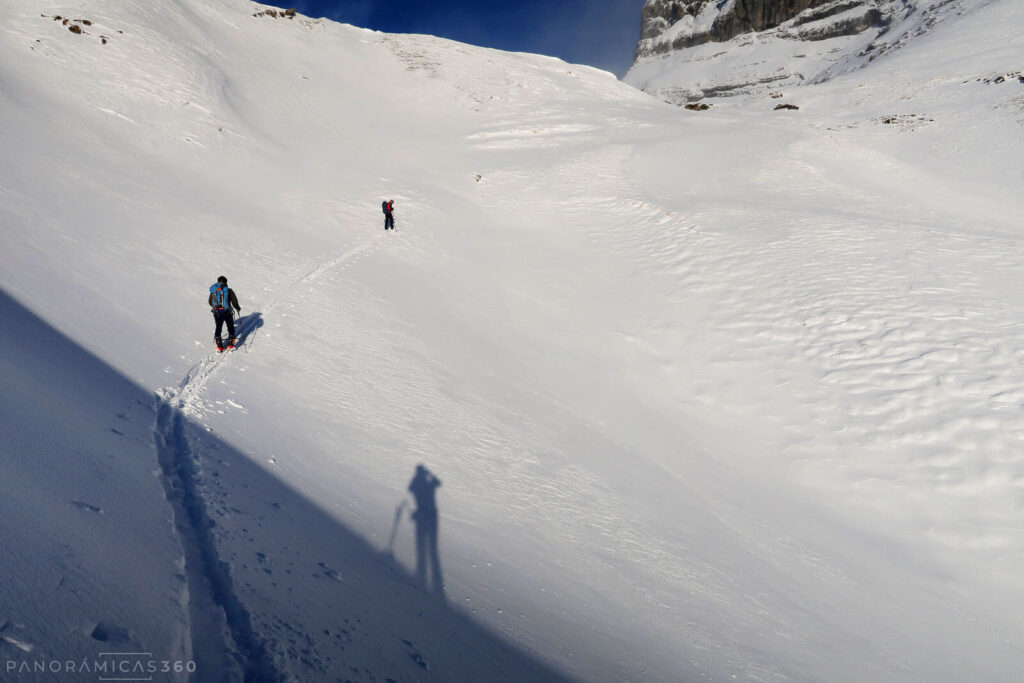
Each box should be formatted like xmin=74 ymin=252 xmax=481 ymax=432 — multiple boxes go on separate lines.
xmin=208 ymin=275 xmax=241 ymax=351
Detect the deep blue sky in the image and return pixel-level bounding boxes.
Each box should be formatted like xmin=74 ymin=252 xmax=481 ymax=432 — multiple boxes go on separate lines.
xmin=263 ymin=1 xmax=646 ymax=77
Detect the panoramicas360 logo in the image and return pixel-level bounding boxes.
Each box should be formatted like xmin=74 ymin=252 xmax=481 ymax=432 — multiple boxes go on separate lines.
xmin=5 ymin=652 xmax=196 ymax=680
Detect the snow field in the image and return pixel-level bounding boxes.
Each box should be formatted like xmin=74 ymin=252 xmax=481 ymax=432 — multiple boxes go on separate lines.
xmin=2 ymin=0 xmax=1024 ymax=680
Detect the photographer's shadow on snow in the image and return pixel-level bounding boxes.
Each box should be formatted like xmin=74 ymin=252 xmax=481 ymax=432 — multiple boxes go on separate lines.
xmin=408 ymin=464 xmax=445 ymax=601
xmin=0 ymin=290 xmax=567 ymax=682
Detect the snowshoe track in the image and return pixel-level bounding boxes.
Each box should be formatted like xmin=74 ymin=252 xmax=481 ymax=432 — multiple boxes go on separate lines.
xmin=165 ymin=233 xmax=384 ymax=416
xmin=152 ymin=233 xmax=384 ymax=680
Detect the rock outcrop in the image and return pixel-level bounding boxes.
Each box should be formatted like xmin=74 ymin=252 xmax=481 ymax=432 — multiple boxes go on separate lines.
xmin=637 ymin=0 xmax=885 ymax=59
xmin=626 ymin=0 xmax=964 ymax=105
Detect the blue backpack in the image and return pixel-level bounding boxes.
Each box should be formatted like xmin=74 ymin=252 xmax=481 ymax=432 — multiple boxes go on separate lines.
xmin=210 ymin=283 xmax=230 ymax=311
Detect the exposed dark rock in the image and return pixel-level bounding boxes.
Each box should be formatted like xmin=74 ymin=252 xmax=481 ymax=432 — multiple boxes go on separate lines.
xmin=876 ymin=114 xmax=934 ymax=129
xmin=798 ymin=8 xmax=885 ymax=40
xmin=254 ymin=8 xmax=297 ymax=19
xmin=636 ymin=0 xmax=886 ymax=58
xmin=793 ymin=0 xmax=863 ymax=26
xmin=774 ymin=103 xmax=800 ymax=110
xmin=981 ymin=70 xmax=1024 ymax=85
xmin=684 ymin=102 xmax=711 ymax=110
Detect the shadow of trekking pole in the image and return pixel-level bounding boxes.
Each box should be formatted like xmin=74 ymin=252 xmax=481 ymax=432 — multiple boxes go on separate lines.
xmin=384 ymin=500 xmax=408 ymax=560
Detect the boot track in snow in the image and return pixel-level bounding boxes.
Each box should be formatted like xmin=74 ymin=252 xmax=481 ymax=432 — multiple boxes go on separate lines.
xmin=154 ymin=398 xmax=279 ymax=683
xmin=152 ymin=235 xmax=383 ymax=680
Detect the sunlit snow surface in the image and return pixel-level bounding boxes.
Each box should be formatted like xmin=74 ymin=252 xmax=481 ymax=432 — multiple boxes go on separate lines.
xmin=2 ymin=1 xmax=1023 ymax=681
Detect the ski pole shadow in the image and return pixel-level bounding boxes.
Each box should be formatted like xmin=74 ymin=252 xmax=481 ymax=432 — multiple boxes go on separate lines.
xmin=233 ymin=312 xmax=264 ymax=348
xmin=408 ymin=464 xmax=445 ymax=602
xmin=380 ymin=499 xmax=408 ymax=563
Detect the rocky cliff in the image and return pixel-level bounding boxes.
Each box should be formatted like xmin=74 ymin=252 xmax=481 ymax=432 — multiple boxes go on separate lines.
xmin=637 ymin=0 xmax=884 ymax=57
xmin=626 ymin=0 xmax=964 ymax=104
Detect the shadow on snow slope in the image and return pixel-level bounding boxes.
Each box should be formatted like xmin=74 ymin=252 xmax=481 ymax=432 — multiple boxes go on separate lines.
xmin=0 ymin=289 xmax=570 ymax=683
xmin=0 ymin=288 xmax=186 ymax=680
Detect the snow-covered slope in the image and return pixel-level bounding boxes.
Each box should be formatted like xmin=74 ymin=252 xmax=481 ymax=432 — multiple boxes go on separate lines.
xmin=2 ymin=0 xmax=1024 ymax=681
